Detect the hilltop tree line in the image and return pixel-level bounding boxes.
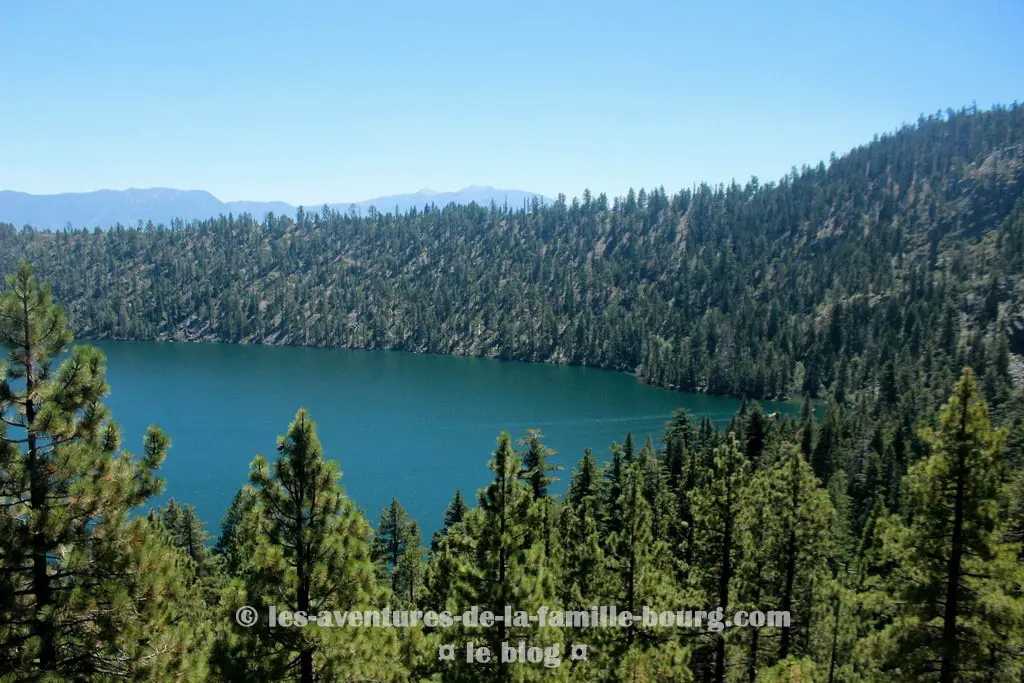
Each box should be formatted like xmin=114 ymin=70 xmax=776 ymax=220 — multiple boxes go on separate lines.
xmin=2 ymin=264 xmax=1024 ymax=681
xmin=0 ymin=105 xmax=1022 ymax=401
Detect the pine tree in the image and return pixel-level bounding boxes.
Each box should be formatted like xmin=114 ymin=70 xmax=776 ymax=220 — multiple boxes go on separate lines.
xmin=864 ymin=368 xmax=1024 ymax=681
xmin=0 ymin=263 xmax=207 ymax=679
xmin=664 ymin=413 xmax=689 ymax=493
xmin=567 ymin=448 xmax=600 ymax=507
xmin=593 ymin=461 xmax=691 ymax=681
xmin=799 ymin=398 xmax=814 ymax=460
xmin=430 ymin=489 xmax=469 ymax=551
xmin=688 ymin=433 xmax=748 ymax=683
xmin=152 ymin=498 xmax=223 ymax=604
xmin=733 ymin=465 xmax=782 ymax=682
xmin=423 ymin=491 xmax=473 ymax=618
xmin=812 ymin=403 xmax=840 ymax=482
xmin=392 ymin=523 xmax=425 ymax=606
xmin=638 ymin=437 xmax=675 ymax=540
xmin=744 ymin=403 xmax=770 ymax=464
xmin=373 ymin=496 xmax=422 ymax=600
xmin=445 ymin=489 xmax=469 ymax=527
xmin=623 ymin=431 xmax=636 ymax=463
xmin=763 ymin=449 xmax=835 ymax=664
xmin=560 ymin=449 xmax=604 ymax=611
xmin=154 ymin=498 xmax=211 ymax=566
xmin=442 ymin=432 xmax=566 ymax=682
xmin=220 ymin=408 xmax=402 ymax=682
xmin=814 ymin=471 xmax=861 ymax=682
xmin=216 ymin=486 xmax=258 ymax=574
xmin=603 ymin=442 xmax=627 ymax=536
xmin=666 ymin=414 xmax=708 ymax=573
xmin=518 ymin=428 xmax=560 ymax=499
xmin=518 ymin=429 xmax=562 ymax=560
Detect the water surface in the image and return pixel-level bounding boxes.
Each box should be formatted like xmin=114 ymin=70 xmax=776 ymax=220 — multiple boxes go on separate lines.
xmin=92 ymin=341 xmax=797 ymax=535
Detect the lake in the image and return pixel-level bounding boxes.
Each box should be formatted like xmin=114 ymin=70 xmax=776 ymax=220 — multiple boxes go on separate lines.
xmin=90 ymin=341 xmax=798 ymax=536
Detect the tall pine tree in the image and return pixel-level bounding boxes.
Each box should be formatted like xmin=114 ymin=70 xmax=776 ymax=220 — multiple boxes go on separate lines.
xmin=219 ymin=408 xmax=402 ymax=682
xmin=0 ymin=262 xmax=207 ymax=679
xmin=863 ymin=368 xmax=1024 ymax=681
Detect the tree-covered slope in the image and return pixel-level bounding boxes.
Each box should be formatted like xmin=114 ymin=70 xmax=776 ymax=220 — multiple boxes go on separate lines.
xmin=2 ymin=105 xmax=1022 ymax=400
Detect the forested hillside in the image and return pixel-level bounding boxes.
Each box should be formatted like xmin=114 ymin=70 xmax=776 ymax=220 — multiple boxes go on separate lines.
xmin=3 ymin=105 xmax=1024 ymax=681
xmin=2 ymin=263 xmax=1024 ymax=681
xmin=2 ymin=105 xmax=1023 ymax=401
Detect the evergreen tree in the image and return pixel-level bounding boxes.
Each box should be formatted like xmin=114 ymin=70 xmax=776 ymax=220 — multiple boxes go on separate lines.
xmin=423 ymin=491 xmax=473 ymax=617
xmin=811 ymin=403 xmax=840 ymax=483
xmin=688 ymin=433 xmax=748 ymax=683
xmin=567 ymin=448 xmax=600 ymax=507
xmin=593 ymin=461 xmax=691 ymax=681
xmin=430 ymin=489 xmax=469 ymax=551
xmin=560 ymin=449 xmax=604 ymax=612
xmin=442 ymin=433 xmax=566 ymax=682
xmin=445 ymin=489 xmax=469 ymax=527
xmin=392 ymin=523 xmax=425 ymax=606
xmin=154 ymin=498 xmax=212 ymax=567
xmin=663 ymin=409 xmax=695 ymax=493
xmin=638 ymin=437 xmax=675 ymax=540
xmin=863 ymin=368 xmax=1024 ymax=681
xmin=219 ymin=408 xmax=402 ymax=683
xmin=799 ymin=398 xmax=814 ymax=460
xmin=0 ymin=262 xmax=207 ymax=679
xmin=744 ymin=403 xmax=770 ymax=464
xmin=763 ymin=449 xmax=835 ymax=664
xmin=665 ymin=413 xmax=708 ymax=573
xmin=518 ymin=428 xmax=560 ymax=499
xmin=216 ymin=486 xmax=258 ymax=574
xmin=733 ymin=465 xmax=782 ymax=682
xmin=623 ymin=432 xmax=636 ymax=463
xmin=151 ymin=498 xmax=223 ymax=604
xmin=603 ymin=442 xmax=627 ymax=536
xmin=373 ymin=496 xmax=422 ymax=601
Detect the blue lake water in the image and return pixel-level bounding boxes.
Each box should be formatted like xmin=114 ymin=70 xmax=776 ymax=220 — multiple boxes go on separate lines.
xmin=91 ymin=341 xmax=797 ymax=536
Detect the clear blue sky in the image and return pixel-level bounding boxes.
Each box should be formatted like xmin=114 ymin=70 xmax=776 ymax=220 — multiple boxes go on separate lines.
xmin=2 ymin=0 xmax=1022 ymax=206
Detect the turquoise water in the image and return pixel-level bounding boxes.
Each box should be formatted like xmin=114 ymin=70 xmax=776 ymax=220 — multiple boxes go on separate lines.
xmin=91 ymin=341 xmax=797 ymax=536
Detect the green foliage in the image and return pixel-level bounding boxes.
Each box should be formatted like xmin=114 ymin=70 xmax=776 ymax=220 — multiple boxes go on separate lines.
xmin=3 ymin=103 xmax=1024 ymax=680
xmin=689 ymin=433 xmax=749 ymax=682
xmin=518 ymin=429 xmax=561 ymax=500
xmin=858 ymin=369 xmax=1024 ymax=681
xmin=431 ymin=433 xmax=567 ymax=682
xmin=560 ymin=449 xmax=605 ymax=611
xmin=0 ymin=262 xmax=207 ymax=680
xmin=213 ymin=408 xmax=404 ymax=683
xmin=591 ymin=461 xmax=690 ymax=680
xmin=151 ymin=497 xmax=224 ymax=605
xmin=373 ymin=497 xmax=424 ymax=605
xmin=5 ymin=106 xmax=1023 ymax=405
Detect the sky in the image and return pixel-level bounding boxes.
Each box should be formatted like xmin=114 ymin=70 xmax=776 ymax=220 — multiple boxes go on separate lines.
xmin=2 ymin=1 xmax=1023 ymax=206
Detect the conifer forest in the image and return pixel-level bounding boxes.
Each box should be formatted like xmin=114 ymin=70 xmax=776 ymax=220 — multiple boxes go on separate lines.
xmin=2 ymin=105 xmax=1024 ymax=681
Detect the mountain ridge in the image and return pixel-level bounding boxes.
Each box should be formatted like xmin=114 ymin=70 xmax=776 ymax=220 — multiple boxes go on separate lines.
xmin=0 ymin=186 xmax=551 ymax=230
xmin=4 ymin=104 xmax=1021 ymax=401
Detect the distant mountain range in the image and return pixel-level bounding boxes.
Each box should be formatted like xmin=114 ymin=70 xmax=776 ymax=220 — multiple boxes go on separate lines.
xmin=0 ymin=186 xmax=552 ymax=229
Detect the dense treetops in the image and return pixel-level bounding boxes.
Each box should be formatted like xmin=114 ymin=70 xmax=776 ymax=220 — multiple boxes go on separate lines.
xmin=1 ymin=105 xmax=1022 ymax=402
xmin=2 ymin=103 xmax=1024 ymax=680
xmin=0 ymin=263 xmax=1022 ymax=681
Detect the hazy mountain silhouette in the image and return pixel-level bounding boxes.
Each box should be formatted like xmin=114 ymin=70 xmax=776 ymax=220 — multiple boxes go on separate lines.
xmin=0 ymin=186 xmax=551 ymax=229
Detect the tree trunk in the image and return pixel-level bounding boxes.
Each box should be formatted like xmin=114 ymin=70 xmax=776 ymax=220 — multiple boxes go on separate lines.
xmin=827 ymin=594 xmax=841 ymax=683
xmin=779 ymin=466 xmax=800 ymax=660
xmin=25 ymin=304 xmax=56 ymax=671
xmin=626 ymin=489 xmax=637 ymax=648
xmin=715 ymin=487 xmax=733 ymax=683
xmin=295 ymin=431 xmax=313 ymax=683
xmin=939 ymin=398 xmax=969 ymax=683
